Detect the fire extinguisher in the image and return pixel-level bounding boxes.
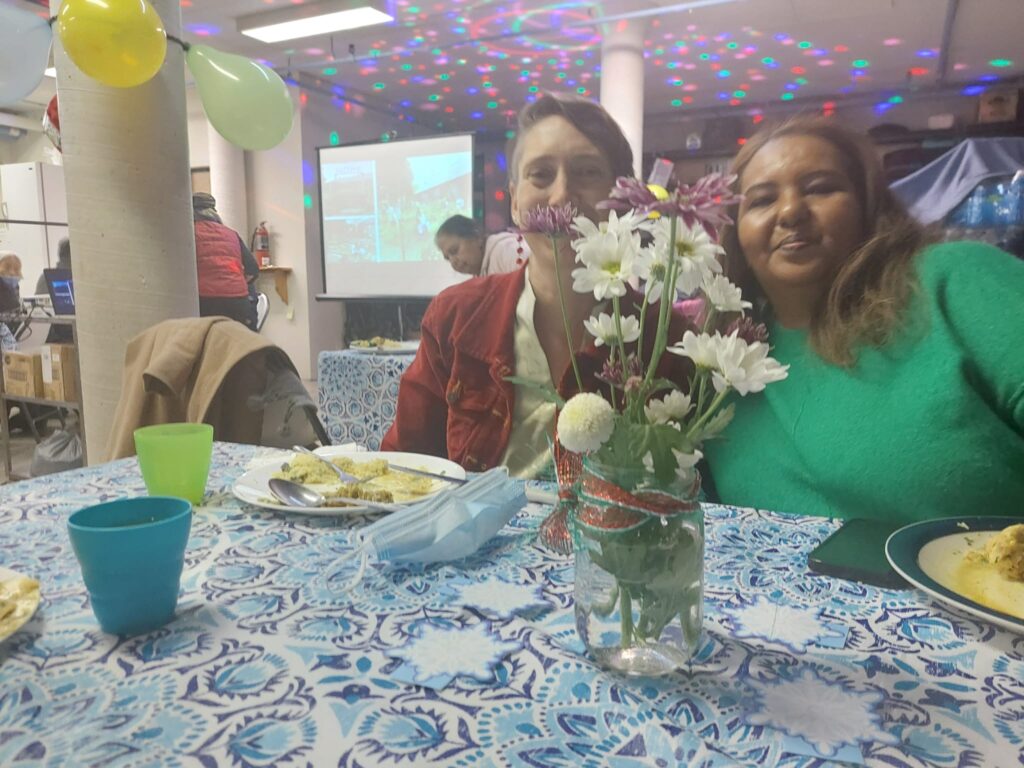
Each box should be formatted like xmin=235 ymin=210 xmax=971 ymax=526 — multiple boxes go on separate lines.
xmin=251 ymin=222 xmax=271 ymax=267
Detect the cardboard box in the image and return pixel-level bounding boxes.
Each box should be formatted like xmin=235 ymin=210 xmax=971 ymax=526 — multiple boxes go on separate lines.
xmin=3 ymin=352 xmax=43 ymax=398
xmin=40 ymin=344 xmax=79 ymax=403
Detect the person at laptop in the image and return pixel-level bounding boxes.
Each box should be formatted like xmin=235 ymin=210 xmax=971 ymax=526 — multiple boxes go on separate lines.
xmin=35 ymin=239 xmax=74 ymax=344
xmin=192 ymin=193 xmax=259 ymax=330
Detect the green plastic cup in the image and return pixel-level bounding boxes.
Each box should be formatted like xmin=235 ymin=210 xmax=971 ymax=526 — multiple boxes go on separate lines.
xmin=134 ymin=423 xmax=214 ymax=505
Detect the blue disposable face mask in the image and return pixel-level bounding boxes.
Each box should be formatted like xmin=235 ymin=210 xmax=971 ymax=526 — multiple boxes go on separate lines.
xmin=339 ymin=468 xmax=526 ymax=583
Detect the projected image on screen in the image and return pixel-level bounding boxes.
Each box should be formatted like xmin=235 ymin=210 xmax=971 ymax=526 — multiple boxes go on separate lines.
xmin=318 ymin=134 xmax=475 ymax=298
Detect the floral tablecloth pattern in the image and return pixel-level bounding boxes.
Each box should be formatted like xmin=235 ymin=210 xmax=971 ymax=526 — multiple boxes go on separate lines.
xmin=1 ymin=442 xmax=1022 ymax=767
xmin=317 ymin=350 xmax=414 ymax=449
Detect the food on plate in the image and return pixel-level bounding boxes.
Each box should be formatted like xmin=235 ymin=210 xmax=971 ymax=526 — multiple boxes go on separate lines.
xmin=979 ymin=523 xmax=1024 ymax=581
xmin=0 ymin=574 xmax=40 ymax=639
xmin=954 ymin=523 xmax=1024 ymax=619
xmin=273 ymin=454 xmax=435 ymax=504
xmin=351 ymin=336 xmax=402 ymax=350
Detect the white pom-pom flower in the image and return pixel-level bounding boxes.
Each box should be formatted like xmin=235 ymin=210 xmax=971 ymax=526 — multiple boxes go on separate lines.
xmin=584 ymin=312 xmax=641 ymax=347
xmin=557 ymin=393 xmax=616 ymax=454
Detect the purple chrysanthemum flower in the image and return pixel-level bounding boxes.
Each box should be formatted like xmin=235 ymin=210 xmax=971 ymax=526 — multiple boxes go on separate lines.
xmin=599 ymin=173 xmax=743 ymax=238
xmin=724 ymin=316 xmax=769 ymax=344
xmin=596 ymin=353 xmax=643 ymax=389
xmin=517 ymin=203 xmax=578 ymax=236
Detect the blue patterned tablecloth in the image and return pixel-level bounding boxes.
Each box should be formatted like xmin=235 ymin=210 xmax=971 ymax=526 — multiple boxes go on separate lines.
xmin=1 ymin=442 xmax=1022 ymax=767
xmin=317 ymin=350 xmax=414 ymax=450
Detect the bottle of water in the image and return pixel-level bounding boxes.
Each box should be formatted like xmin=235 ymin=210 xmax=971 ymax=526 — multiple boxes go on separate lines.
xmin=965 ymin=186 xmax=986 ymax=228
xmin=1008 ymin=172 xmax=1024 ymax=227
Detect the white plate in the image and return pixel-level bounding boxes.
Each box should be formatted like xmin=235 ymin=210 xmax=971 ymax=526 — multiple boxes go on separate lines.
xmin=886 ymin=516 xmax=1024 ymax=634
xmin=0 ymin=566 xmax=41 ymax=642
xmin=348 ymin=341 xmax=419 ymax=355
xmin=231 ymin=448 xmax=465 ymax=515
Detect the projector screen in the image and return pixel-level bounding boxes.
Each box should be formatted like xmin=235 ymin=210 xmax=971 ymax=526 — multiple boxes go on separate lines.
xmin=317 ymin=133 xmax=475 ymax=298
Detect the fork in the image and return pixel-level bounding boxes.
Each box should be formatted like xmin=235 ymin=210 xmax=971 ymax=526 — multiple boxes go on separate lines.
xmin=291 ymin=445 xmax=366 ymax=484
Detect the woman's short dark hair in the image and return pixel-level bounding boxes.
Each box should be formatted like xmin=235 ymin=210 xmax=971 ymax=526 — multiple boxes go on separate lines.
xmin=506 ymin=93 xmax=634 ymax=181
xmin=435 ymin=214 xmax=480 ymax=242
xmin=721 ymin=114 xmax=930 ymax=367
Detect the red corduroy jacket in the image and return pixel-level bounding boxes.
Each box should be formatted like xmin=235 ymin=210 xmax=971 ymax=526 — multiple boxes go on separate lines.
xmin=381 ymin=266 xmax=694 ymax=471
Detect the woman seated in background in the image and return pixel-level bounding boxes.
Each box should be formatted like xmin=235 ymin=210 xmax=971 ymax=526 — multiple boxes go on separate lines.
xmin=704 ymin=116 xmax=1024 ymax=524
xmin=0 ymin=252 xmax=24 ymax=351
xmin=434 ymin=214 xmax=527 ymax=276
xmin=383 ymin=93 xmax=690 ymax=476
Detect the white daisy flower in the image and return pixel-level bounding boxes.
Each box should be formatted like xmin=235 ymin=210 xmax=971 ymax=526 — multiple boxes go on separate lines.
xmin=709 ymin=331 xmax=789 ymax=396
xmin=644 ymin=390 xmax=693 ymax=425
xmin=557 ymin=393 xmax=616 ymax=453
xmin=643 ymin=448 xmax=704 ymax=479
xmin=571 ymin=210 xmax=645 ymax=300
xmin=584 ymin=312 xmax=641 ymax=347
xmin=702 ymin=274 xmax=752 ymax=313
xmin=641 ymin=219 xmax=724 ymax=302
xmin=667 ymin=329 xmax=721 ymax=368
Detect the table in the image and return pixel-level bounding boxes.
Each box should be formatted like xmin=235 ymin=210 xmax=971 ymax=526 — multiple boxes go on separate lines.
xmin=317 ymin=350 xmax=414 ymax=449
xmin=1 ymin=443 xmax=1021 ymax=767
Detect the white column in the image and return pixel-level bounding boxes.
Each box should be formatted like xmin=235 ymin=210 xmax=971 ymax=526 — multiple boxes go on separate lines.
xmin=208 ymin=127 xmax=248 ymax=235
xmin=600 ymin=19 xmax=647 ymax=178
xmin=51 ymin=0 xmax=198 ymax=461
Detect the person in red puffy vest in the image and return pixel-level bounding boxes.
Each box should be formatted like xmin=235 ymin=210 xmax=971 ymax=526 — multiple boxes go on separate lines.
xmin=192 ymin=193 xmax=259 ymax=329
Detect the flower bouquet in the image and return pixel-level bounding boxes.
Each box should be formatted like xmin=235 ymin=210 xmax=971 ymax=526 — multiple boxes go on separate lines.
xmin=522 ymin=172 xmax=788 ymax=675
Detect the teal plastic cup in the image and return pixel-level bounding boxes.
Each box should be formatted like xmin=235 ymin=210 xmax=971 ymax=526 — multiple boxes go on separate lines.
xmin=67 ymin=496 xmax=192 ymax=636
xmin=134 ymin=423 xmax=214 ymax=505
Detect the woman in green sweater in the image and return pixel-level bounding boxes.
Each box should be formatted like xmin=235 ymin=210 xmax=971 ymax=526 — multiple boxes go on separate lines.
xmin=704 ymin=116 xmax=1024 ymax=524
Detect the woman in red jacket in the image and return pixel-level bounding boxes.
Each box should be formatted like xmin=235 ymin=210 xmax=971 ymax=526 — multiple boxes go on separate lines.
xmin=382 ymin=94 xmax=691 ymax=476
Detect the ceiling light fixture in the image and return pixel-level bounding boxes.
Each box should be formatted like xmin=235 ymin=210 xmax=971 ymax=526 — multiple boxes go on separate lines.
xmin=44 ymin=67 xmax=56 ymax=78
xmin=238 ymin=0 xmax=393 ymax=44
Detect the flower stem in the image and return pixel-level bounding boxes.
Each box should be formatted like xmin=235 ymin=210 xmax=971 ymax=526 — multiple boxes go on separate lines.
xmin=552 ymin=235 xmax=584 ymax=392
xmin=620 ymin=584 xmax=634 ymax=649
xmin=636 ymin=288 xmax=651 ymax=359
xmin=687 ymin=388 xmax=729 ymax=440
xmin=644 ymin=215 xmax=679 ymax=388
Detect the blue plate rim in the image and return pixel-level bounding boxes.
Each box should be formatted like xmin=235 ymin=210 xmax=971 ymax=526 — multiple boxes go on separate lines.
xmin=886 ymin=516 xmax=1024 ymax=631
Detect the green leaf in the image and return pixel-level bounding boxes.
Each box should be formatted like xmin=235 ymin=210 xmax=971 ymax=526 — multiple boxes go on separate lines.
xmin=503 ymin=375 xmax=566 ymax=407
xmin=693 ymin=402 xmax=735 ymax=442
xmin=646 ymin=378 xmax=681 ymax=396
xmin=599 ymin=421 xmax=696 ymax=486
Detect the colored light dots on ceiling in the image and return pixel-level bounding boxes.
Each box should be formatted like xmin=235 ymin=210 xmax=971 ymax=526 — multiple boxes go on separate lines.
xmin=852 ymin=59 xmax=870 ymax=68
xmin=989 ymin=59 xmax=1013 ymax=67
xmin=780 ymin=92 xmax=794 ymax=101
xmin=329 ymin=131 xmax=340 ymax=145
xmin=322 ymin=67 xmax=337 ymax=76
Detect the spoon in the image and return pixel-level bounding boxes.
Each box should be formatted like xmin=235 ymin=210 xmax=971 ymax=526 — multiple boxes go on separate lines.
xmin=292 ymin=445 xmax=363 ymax=483
xmin=268 ymin=477 xmax=402 ymax=514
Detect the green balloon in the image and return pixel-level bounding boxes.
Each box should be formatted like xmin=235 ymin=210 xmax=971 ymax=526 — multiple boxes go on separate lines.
xmin=187 ymin=44 xmax=293 ymax=151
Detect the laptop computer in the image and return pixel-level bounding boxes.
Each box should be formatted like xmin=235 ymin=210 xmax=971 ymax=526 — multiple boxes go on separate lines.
xmin=43 ymin=269 xmax=75 ymax=316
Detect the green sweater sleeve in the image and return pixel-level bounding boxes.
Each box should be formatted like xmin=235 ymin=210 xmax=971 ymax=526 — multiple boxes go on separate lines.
xmin=919 ymin=241 xmax=1024 ymax=429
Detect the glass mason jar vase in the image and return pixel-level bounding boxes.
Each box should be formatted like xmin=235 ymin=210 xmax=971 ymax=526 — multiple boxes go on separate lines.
xmin=572 ymin=456 xmax=703 ymax=676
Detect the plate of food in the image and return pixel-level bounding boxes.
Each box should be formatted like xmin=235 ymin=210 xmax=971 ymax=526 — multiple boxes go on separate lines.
xmin=231 ymin=448 xmax=465 ymax=515
xmin=886 ymin=517 xmax=1024 ymax=633
xmin=0 ymin=567 xmax=41 ymax=642
xmin=349 ymin=337 xmax=420 ymax=355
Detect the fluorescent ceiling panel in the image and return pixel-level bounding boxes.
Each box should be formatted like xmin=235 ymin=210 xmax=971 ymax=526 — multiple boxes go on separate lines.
xmin=240 ymin=7 xmax=393 ymax=43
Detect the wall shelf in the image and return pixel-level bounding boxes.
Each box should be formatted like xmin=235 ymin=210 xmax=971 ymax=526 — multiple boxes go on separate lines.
xmin=258 ymin=266 xmax=293 ymax=304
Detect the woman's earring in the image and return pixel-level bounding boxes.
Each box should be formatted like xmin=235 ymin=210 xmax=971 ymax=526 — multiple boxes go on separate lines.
xmin=515 ymin=233 xmax=525 ymax=265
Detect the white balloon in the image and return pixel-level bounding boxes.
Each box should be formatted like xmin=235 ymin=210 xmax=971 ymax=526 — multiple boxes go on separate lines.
xmin=0 ymin=4 xmax=52 ymax=107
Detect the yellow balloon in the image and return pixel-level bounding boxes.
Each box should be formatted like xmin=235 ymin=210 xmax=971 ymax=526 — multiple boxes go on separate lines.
xmin=57 ymin=0 xmax=167 ymax=88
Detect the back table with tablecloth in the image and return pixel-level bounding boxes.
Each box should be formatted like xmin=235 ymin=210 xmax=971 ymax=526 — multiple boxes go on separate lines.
xmin=317 ymin=349 xmax=414 ymax=449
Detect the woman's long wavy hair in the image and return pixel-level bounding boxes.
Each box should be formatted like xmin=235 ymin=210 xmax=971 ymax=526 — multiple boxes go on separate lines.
xmin=720 ymin=115 xmax=931 ymax=366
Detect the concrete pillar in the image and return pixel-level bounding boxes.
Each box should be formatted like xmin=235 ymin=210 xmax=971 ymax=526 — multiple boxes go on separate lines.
xmin=51 ymin=0 xmax=198 ymax=461
xmin=208 ymin=127 xmax=248 ymax=235
xmin=600 ymin=19 xmax=647 ymax=178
